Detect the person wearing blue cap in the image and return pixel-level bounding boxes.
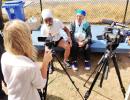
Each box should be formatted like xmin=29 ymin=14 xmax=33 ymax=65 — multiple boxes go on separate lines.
xmin=70 ymin=9 xmax=92 ymax=71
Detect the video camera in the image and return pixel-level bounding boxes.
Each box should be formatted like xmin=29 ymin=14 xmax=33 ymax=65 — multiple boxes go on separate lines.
xmin=38 ymin=37 xmax=54 ymax=49
xmin=97 ymin=19 xmax=130 ymax=50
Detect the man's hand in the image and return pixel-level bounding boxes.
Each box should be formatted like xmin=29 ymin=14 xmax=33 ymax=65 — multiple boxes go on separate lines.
xmin=78 ymin=41 xmax=85 ymax=47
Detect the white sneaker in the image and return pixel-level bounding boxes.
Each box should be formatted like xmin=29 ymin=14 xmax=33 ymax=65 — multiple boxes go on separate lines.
xmin=71 ymin=61 xmax=78 ymax=71
xmin=84 ymin=60 xmax=91 ymax=71
xmin=72 ymin=65 xmax=78 ymax=71
xmin=84 ymin=67 xmax=91 ymax=71
xmin=48 ymin=64 xmax=53 ymax=74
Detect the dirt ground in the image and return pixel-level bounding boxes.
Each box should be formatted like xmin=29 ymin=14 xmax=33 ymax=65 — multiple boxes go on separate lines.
xmin=2 ymin=53 xmax=130 ymax=100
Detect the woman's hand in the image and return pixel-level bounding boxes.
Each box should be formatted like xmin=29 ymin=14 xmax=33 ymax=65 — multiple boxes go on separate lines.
xmin=41 ymin=46 xmax=52 ymax=78
xmin=43 ymin=46 xmax=52 ymax=65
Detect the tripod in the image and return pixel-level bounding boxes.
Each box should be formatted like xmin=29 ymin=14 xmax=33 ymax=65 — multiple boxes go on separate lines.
xmin=40 ymin=49 xmax=84 ymax=100
xmin=84 ymin=45 xmax=126 ymax=100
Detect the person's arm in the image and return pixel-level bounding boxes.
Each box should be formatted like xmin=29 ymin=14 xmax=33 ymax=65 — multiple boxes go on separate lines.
xmin=31 ymin=47 xmax=52 ymax=89
xmin=84 ymin=25 xmax=92 ymax=44
xmin=62 ymin=26 xmax=72 ymax=46
xmin=63 ymin=26 xmax=71 ymax=38
xmin=40 ymin=47 xmax=52 ymax=79
xmin=69 ymin=22 xmax=77 ymax=43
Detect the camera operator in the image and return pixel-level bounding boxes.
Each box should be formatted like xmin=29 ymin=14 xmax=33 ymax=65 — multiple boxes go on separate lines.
xmin=1 ymin=20 xmax=52 ymax=100
xmin=0 ymin=1 xmax=7 ymax=98
xmin=70 ymin=9 xmax=92 ymax=71
xmin=41 ymin=9 xmax=72 ymax=68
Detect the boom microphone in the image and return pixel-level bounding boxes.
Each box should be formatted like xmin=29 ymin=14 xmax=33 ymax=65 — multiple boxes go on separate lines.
xmin=102 ymin=19 xmax=128 ymax=28
xmin=102 ymin=19 xmax=114 ymax=25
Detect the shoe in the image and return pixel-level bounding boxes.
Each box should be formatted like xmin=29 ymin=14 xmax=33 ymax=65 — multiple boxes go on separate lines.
xmin=48 ymin=64 xmax=53 ymax=74
xmin=84 ymin=60 xmax=91 ymax=70
xmin=71 ymin=61 xmax=78 ymax=71
xmin=64 ymin=60 xmax=71 ymax=68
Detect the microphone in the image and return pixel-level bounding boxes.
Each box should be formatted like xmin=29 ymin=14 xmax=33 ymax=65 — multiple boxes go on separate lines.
xmin=102 ymin=19 xmax=114 ymax=25
xmin=102 ymin=19 xmax=128 ymax=28
xmin=116 ymin=23 xmax=128 ymax=28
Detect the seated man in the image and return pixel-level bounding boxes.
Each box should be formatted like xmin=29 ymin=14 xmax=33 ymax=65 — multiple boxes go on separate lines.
xmin=70 ymin=9 xmax=92 ymax=71
xmin=41 ymin=9 xmax=72 ymax=68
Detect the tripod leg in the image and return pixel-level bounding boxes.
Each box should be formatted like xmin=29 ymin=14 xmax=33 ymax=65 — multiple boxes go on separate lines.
xmin=84 ymin=61 xmax=105 ymax=100
xmin=42 ymin=63 xmax=50 ymax=100
xmin=104 ymin=61 xmax=109 ymax=80
xmin=53 ymin=54 xmax=84 ymax=100
xmin=38 ymin=89 xmax=43 ymax=100
xmin=84 ymin=55 xmax=105 ymax=87
xmin=99 ymin=59 xmax=108 ymax=88
xmin=84 ymin=64 xmax=100 ymax=87
xmin=112 ymin=55 xmax=126 ymax=98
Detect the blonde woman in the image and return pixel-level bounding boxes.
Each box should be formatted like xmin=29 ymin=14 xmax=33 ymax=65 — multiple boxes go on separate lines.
xmin=1 ymin=20 xmax=52 ymax=100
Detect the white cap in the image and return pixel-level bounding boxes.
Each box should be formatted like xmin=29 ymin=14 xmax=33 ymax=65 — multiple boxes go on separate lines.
xmin=41 ymin=9 xmax=53 ymax=20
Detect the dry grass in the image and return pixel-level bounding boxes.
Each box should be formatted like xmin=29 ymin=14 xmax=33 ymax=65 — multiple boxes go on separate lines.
xmin=24 ymin=2 xmax=130 ymax=23
xmin=2 ymin=53 xmax=130 ymax=100
xmin=36 ymin=53 xmax=130 ymax=100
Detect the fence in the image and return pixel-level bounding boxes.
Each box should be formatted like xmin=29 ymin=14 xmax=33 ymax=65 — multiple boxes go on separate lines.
xmin=4 ymin=0 xmax=130 ymax=24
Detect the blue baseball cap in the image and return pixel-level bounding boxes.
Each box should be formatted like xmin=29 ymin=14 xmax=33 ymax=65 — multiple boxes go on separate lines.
xmin=76 ymin=9 xmax=86 ymax=16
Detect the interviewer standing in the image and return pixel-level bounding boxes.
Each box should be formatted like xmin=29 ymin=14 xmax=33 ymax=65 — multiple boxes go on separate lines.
xmin=1 ymin=20 xmax=52 ymax=100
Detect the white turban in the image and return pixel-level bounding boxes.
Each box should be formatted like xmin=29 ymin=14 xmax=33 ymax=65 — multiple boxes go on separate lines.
xmin=41 ymin=9 xmax=53 ymax=20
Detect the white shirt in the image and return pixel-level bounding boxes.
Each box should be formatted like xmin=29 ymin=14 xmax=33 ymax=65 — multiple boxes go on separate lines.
xmin=1 ymin=52 xmax=46 ymax=100
xmin=41 ymin=18 xmax=68 ymax=41
xmin=74 ymin=20 xmax=86 ymax=42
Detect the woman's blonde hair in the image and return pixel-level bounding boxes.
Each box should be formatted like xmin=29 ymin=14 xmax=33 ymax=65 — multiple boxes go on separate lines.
xmin=3 ymin=20 xmax=37 ymax=60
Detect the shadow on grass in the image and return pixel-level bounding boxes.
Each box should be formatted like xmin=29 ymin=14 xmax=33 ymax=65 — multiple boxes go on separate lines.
xmin=47 ymin=95 xmax=63 ymax=100
xmin=84 ymin=86 xmax=113 ymax=100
